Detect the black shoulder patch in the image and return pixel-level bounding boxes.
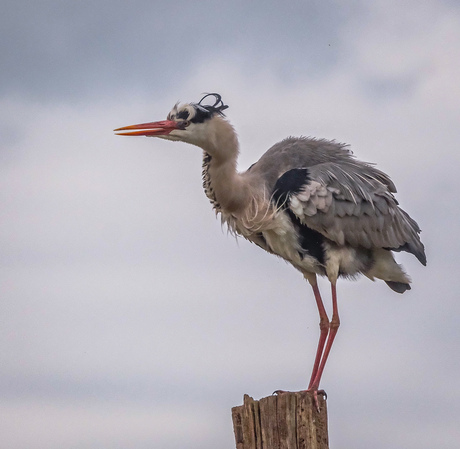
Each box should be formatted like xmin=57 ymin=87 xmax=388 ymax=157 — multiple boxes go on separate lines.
xmin=271 ymin=168 xmax=324 ymax=264
xmin=287 ymin=210 xmax=326 ymax=264
xmin=272 ymin=168 xmax=310 ymax=208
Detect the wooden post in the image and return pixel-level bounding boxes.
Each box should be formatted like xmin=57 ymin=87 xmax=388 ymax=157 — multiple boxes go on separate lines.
xmin=231 ymin=392 xmax=328 ymax=449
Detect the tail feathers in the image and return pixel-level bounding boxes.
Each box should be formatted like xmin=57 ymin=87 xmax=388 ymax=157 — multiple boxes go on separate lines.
xmin=385 ymin=281 xmax=411 ymax=294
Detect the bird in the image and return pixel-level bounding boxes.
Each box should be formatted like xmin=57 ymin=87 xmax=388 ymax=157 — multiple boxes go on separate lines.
xmin=115 ymin=93 xmax=426 ymax=407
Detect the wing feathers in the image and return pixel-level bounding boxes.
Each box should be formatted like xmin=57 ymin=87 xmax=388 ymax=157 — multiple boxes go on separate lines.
xmin=273 ymin=163 xmax=425 ymax=264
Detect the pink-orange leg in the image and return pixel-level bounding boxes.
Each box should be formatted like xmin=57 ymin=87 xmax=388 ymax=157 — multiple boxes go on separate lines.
xmin=309 ymin=282 xmax=340 ymax=392
xmin=307 ymin=282 xmax=330 ymax=389
xmin=274 ymin=280 xmax=340 ymax=411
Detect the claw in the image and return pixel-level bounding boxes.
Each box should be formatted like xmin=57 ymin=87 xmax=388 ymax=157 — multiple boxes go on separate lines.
xmin=271 ymin=389 xmax=327 ymax=412
xmin=317 ymin=389 xmax=327 ymax=400
xmin=272 ymin=389 xmax=287 ymax=395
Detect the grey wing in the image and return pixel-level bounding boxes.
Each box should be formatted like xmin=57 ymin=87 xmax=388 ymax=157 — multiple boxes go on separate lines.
xmin=282 ymin=162 xmax=426 ymax=265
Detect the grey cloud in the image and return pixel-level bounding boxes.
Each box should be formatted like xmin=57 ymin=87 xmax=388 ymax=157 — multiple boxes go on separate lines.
xmin=1 ymin=0 xmax=352 ymax=101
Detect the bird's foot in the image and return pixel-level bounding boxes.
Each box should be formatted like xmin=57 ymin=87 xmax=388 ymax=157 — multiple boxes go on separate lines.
xmin=273 ymin=388 xmax=327 ymax=412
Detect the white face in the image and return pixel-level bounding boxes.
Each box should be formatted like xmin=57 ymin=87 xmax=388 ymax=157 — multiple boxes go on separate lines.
xmin=162 ymin=103 xmax=215 ymax=146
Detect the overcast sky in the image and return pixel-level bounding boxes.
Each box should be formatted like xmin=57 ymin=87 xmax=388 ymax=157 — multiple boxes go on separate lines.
xmin=1 ymin=1 xmax=460 ymax=448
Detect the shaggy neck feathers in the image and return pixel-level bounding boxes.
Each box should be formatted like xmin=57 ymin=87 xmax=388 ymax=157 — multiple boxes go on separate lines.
xmin=199 ymin=117 xmax=249 ymax=214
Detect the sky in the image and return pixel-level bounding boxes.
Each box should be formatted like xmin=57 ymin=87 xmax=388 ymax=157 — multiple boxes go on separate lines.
xmin=1 ymin=1 xmax=460 ymax=448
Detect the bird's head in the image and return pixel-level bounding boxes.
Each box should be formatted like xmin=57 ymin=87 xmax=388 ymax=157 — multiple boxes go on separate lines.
xmin=114 ymin=93 xmax=229 ymax=149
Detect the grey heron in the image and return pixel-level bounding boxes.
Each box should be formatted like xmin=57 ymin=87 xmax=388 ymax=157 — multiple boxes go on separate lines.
xmin=115 ymin=93 xmax=426 ymax=407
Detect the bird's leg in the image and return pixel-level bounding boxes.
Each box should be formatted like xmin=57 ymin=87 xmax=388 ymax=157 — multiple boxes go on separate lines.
xmin=274 ymin=277 xmax=337 ymax=411
xmin=307 ymin=278 xmax=330 ymax=389
xmin=309 ymin=282 xmax=340 ymax=393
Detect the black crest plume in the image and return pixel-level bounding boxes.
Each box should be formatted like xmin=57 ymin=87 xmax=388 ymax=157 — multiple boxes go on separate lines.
xmin=196 ymin=93 xmax=229 ymax=115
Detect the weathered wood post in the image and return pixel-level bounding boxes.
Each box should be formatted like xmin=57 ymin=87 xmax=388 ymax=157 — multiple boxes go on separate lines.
xmin=232 ymin=392 xmax=328 ymax=449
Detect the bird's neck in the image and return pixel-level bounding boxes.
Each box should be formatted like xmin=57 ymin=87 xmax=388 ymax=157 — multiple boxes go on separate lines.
xmin=202 ymin=152 xmax=222 ymax=211
xmin=200 ymin=119 xmax=249 ymax=215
